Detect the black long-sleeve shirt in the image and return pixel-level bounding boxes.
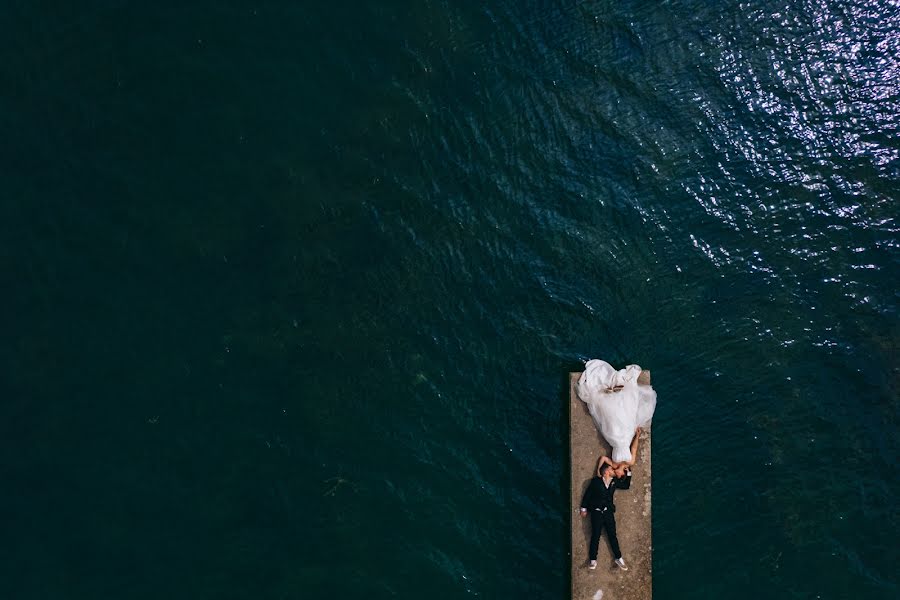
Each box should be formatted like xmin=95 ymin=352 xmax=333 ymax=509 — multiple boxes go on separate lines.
xmin=580 ymin=471 xmax=631 ymax=512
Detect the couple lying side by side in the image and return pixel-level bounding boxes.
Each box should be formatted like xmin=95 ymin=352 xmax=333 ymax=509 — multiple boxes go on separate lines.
xmin=579 ymin=427 xmax=642 ymax=572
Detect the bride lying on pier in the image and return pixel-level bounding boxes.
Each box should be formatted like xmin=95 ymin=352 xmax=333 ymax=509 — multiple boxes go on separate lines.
xmin=576 ymin=359 xmax=657 ymax=463
xmin=597 ymin=428 xmax=642 ymax=478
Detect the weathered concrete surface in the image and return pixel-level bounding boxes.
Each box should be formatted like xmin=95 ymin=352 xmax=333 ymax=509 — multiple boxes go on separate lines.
xmin=570 ymin=371 xmax=652 ymax=600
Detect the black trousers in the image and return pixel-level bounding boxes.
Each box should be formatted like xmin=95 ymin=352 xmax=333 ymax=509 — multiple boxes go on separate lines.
xmin=589 ymin=509 xmax=621 ymax=561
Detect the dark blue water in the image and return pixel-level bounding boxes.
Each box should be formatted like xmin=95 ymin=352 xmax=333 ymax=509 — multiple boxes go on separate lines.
xmin=2 ymin=1 xmax=898 ymax=598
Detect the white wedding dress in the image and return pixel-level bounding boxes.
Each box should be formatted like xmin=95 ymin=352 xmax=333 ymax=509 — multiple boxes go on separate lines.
xmin=576 ymin=359 xmax=657 ymax=463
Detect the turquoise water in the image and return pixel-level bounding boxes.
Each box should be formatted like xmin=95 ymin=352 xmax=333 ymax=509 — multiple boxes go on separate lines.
xmin=2 ymin=1 xmax=898 ymax=598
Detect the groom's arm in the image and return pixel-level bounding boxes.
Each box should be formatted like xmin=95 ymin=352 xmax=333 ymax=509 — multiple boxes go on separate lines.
xmin=580 ymin=482 xmax=592 ymax=510
xmin=581 ymin=479 xmax=599 ymax=510
xmin=615 ymin=469 xmax=632 ymax=490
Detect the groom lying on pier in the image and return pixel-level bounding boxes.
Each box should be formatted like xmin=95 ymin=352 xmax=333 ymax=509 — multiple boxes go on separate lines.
xmin=580 ymin=457 xmax=631 ymax=571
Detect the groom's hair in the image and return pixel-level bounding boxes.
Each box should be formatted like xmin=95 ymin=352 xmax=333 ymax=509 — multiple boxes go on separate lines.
xmin=597 ymin=461 xmax=611 ymax=476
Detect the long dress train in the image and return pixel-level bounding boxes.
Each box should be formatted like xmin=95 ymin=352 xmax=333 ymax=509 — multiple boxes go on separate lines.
xmin=576 ymin=359 xmax=657 ymax=463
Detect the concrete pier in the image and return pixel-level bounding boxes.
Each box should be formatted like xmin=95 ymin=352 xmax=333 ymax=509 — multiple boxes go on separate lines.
xmin=570 ymin=371 xmax=652 ymax=600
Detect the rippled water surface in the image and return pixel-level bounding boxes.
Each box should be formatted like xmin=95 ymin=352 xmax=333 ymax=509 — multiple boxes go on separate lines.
xmin=3 ymin=1 xmax=898 ymax=598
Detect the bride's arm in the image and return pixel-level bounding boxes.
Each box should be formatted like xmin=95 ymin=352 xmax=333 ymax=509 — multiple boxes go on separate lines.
xmin=624 ymin=428 xmax=642 ymax=466
xmin=598 ymin=455 xmax=614 ymax=470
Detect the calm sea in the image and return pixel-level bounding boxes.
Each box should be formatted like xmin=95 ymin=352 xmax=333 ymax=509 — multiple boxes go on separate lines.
xmin=2 ymin=1 xmax=897 ymax=598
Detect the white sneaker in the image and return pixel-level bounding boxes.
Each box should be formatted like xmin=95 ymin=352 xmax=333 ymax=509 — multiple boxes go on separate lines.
xmin=588 ymin=560 xmax=597 ymax=570
xmin=615 ymin=558 xmax=628 ymax=571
